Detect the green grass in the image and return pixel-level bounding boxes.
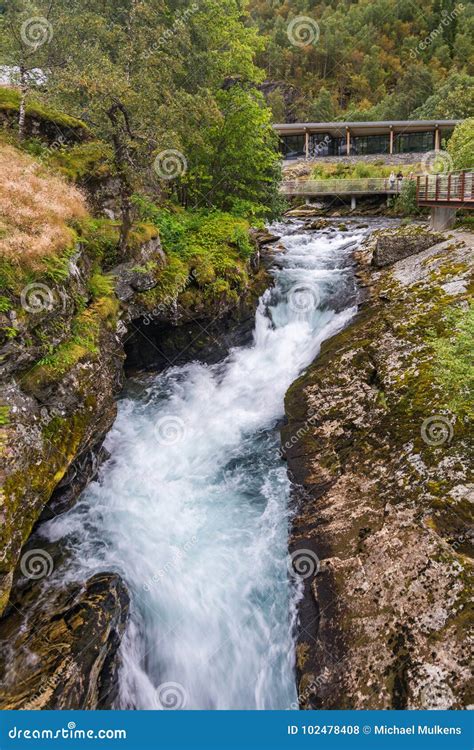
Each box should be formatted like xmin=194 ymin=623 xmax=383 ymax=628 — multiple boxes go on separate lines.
xmin=430 ymin=302 xmax=474 ymax=420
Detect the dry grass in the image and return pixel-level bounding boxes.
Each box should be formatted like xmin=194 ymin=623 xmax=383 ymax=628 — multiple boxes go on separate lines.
xmin=0 ymin=144 xmax=87 ymax=263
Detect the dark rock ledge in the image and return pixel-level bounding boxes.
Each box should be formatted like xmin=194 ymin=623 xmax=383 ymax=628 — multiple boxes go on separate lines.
xmin=282 ymin=226 xmax=473 ymax=709
xmin=0 ymin=571 xmax=129 ymax=710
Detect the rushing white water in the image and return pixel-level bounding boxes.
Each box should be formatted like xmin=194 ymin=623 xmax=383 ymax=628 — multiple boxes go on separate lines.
xmin=43 ymin=219 xmax=365 ymax=710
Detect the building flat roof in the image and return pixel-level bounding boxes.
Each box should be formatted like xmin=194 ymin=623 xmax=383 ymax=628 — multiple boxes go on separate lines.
xmin=274 ymin=120 xmax=460 ymax=136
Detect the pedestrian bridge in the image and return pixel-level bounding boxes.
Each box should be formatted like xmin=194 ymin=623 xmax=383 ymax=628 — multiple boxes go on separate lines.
xmin=417 ymin=171 xmax=473 ymax=230
xmin=280 ymin=177 xmax=402 ymax=208
xmin=280 ymin=177 xmax=402 ymax=197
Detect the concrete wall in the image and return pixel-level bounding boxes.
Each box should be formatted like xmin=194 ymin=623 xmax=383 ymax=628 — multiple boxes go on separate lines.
xmin=430 ymin=206 xmax=457 ymax=231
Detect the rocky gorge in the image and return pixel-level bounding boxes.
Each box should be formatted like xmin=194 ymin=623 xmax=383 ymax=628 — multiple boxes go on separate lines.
xmin=0 ymin=132 xmax=472 ymax=710
xmin=0 ymin=139 xmax=272 ymax=708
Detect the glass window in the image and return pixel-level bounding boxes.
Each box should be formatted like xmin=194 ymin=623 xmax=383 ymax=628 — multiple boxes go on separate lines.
xmin=395 ymin=131 xmax=435 ymax=153
xmin=280 ymin=135 xmax=305 ymax=158
xmin=353 ymin=134 xmax=390 ymax=155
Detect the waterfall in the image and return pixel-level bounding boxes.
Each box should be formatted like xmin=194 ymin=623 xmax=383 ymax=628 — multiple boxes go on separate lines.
xmin=44 ymin=219 xmax=366 ymax=710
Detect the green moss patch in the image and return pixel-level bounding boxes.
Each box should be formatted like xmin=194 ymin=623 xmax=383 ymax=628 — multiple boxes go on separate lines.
xmin=21 ymin=298 xmax=118 ymax=392
xmin=0 ymin=88 xmax=89 ymax=135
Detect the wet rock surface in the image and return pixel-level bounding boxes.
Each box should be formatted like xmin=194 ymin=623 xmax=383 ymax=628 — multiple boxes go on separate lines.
xmin=0 ymin=572 xmax=129 ymax=709
xmin=282 ymin=228 xmax=473 ymax=709
xmin=124 ymin=264 xmax=271 ymax=372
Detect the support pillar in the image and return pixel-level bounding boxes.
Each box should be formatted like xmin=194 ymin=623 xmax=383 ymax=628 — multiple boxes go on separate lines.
xmin=351 ymin=195 xmax=356 ymax=211
xmin=430 ymin=206 xmax=456 ymax=231
xmin=346 ymin=127 xmax=351 ymax=156
xmin=305 ymin=130 xmax=309 ymax=159
xmin=434 ymin=127 xmax=440 ymax=151
xmin=389 ymin=127 xmax=394 ymax=155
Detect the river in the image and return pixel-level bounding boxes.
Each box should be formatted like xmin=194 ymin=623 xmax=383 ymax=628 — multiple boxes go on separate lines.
xmin=43 ymin=218 xmax=366 ymax=710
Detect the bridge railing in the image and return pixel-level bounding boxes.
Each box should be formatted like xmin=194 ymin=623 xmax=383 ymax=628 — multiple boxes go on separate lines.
xmin=280 ymin=178 xmax=402 ymax=195
xmin=416 ymin=171 xmax=474 ymax=204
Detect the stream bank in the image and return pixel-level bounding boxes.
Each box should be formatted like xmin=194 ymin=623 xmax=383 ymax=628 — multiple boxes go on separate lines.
xmin=282 ymin=226 xmax=473 ymax=709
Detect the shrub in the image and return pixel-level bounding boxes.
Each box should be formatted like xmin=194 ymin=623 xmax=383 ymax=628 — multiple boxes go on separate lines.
xmin=447 ymin=118 xmax=474 ymax=171
xmin=394 ymin=179 xmax=420 ymax=216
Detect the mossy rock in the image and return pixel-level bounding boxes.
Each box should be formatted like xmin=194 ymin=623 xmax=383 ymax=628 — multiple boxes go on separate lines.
xmin=0 ymin=88 xmax=89 ymax=144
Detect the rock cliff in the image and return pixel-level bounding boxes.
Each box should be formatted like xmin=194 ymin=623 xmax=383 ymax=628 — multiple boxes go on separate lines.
xmin=0 ymin=142 xmax=270 ymax=707
xmin=283 ymin=226 xmax=473 ymax=709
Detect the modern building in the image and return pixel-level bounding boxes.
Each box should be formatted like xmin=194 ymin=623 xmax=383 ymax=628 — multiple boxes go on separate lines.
xmin=273 ymin=120 xmax=460 ymax=159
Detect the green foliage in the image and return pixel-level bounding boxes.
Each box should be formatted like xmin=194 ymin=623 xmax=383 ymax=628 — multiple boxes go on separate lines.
xmin=0 ymin=405 xmax=10 ymax=426
xmin=266 ymin=89 xmax=286 ymax=122
xmin=35 ymin=0 xmax=279 ymax=217
xmin=49 ymin=141 xmax=114 ymax=182
xmin=131 ymin=195 xmax=254 ymax=305
xmin=248 ymin=0 xmax=474 ymax=121
xmin=311 ymin=162 xmax=416 ymax=180
xmin=413 ymin=73 xmax=474 ymax=119
xmin=75 ymin=218 xmax=121 ymax=268
xmin=25 ymin=299 xmax=117 ymax=389
xmin=88 ymin=271 xmax=115 ymax=299
xmin=0 ymin=295 xmax=12 ymax=313
xmin=42 ymin=248 xmax=76 ymax=283
xmin=447 ymin=118 xmax=474 ymax=170
xmin=307 ymin=88 xmax=335 ymax=122
xmin=231 ymin=226 xmax=253 ymax=261
xmin=394 ymin=180 xmax=421 ymax=216
xmin=431 ymin=303 xmax=474 ymax=420
xmin=158 ymin=86 xmax=281 ymax=217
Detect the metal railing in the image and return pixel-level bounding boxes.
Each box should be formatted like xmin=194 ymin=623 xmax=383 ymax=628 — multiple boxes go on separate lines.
xmin=416 ymin=171 xmax=474 ymax=204
xmin=280 ymin=177 xmax=403 ymax=195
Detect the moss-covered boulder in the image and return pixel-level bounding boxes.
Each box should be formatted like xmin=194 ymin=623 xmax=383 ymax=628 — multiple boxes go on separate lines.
xmin=0 ymin=87 xmax=89 ymax=145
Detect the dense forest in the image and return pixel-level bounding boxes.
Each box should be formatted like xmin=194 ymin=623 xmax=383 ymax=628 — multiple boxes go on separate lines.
xmin=248 ymin=0 xmax=474 ymax=121
xmin=0 ymin=0 xmax=473 ymax=240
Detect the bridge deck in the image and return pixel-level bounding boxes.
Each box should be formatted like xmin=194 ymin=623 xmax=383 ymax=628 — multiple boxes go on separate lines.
xmin=280 ymin=177 xmax=401 ymax=197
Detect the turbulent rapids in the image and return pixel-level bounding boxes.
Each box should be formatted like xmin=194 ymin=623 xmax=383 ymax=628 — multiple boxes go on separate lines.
xmin=44 ymin=219 xmax=366 ymax=709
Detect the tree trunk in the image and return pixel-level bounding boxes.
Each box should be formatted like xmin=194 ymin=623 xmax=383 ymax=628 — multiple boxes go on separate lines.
xmin=107 ymin=103 xmax=134 ymax=254
xmin=18 ymin=66 xmax=28 ymax=141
